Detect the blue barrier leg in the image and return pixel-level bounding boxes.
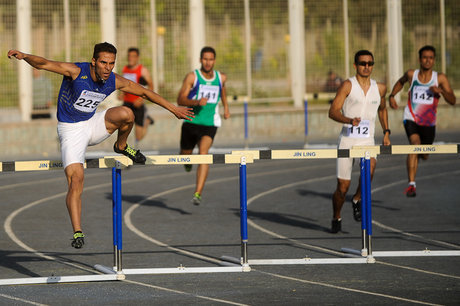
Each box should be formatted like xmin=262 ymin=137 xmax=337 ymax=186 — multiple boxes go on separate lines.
xmin=360 ymin=158 xmax=367 ymax=255
xmin=365 ymin=156 xmax=373 ymax=257
xmin=239 ymin=156 xmax=249 ymax=269
xmin=112 ymin=167 xmax=118 ymax=268
xmin=116 ymin=167 xmax=123 ymax=272
xmin=244 ymin=100 xmax=249 ymax=149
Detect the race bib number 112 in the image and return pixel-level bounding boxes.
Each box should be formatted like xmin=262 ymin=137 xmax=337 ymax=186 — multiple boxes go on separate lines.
xmin=348 ymin=119 xmax=370 ymax=138
xmin=74 ymin=90 xmax=106 ymax=113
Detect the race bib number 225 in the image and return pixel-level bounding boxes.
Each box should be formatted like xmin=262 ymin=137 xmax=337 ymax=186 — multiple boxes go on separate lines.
xmin=74 ymin=90 xmax=106 ymax=113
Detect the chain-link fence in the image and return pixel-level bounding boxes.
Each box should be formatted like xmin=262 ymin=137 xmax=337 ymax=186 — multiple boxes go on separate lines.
xmin=1 ymin=0 xmax=459 ymax=111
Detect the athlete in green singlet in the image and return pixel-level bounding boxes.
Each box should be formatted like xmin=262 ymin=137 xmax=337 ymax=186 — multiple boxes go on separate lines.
xmin=177 ymin=46 xmax=230 ymax=205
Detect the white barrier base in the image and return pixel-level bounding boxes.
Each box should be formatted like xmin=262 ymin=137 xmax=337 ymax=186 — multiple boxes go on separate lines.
xmin=220 ymin=256 xmax=367 ymax=265
xmin=0 ymin=274 xmax=123 ymax=286
xmin=95 ymin=264 xmax=248 ymax=275
xmin=249 ymin=258 xmax=367 ymax=265
xmin=341 ymin=248 xmax=460 ymax=257
xmin=373 ymin=250 xmax=460 ymax=257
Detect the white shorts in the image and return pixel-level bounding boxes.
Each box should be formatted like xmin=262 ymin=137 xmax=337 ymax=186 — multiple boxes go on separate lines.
xmin=57 ymin=110 xmax=111 ymax=168
xmin=337 ymin=135 xmax=375 ymax=180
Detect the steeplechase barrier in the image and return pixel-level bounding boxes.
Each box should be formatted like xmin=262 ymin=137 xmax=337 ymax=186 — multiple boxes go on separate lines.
xmin=0 ymin=144 xmax=459 ymax=286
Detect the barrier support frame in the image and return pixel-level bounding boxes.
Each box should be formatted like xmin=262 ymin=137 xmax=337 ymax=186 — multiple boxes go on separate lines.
xmin=96 ymin=154 xmax=253 ymax=276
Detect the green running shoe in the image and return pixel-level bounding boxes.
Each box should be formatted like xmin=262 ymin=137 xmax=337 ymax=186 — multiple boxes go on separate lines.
xmin=71 ymin=231 xmax=85 ymax=249
xmin=114 ymin=142 xmax=146 ymax=164
xmin=184 ymin=164 xmax=192 ymax=172
xmin=191 ymin=192 xmax=201 ymax=205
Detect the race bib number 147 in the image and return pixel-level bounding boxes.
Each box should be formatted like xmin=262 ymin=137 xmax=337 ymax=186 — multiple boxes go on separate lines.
xmin=74 ymin=90 xmax=106 ymax=113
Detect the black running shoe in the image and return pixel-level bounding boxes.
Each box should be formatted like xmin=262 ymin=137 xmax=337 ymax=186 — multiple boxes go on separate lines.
xmin=352 ymin=199 xmax=361 ymax=222
xmin=331 ymin=219 xmax=342 ymax=233
xmin=71 ymin=232 xmax=85 ymax=249
xmin=114 ymin=143 xmax=146 ymax=164
xmin=146 ymin=115 xmax=155 ymax=125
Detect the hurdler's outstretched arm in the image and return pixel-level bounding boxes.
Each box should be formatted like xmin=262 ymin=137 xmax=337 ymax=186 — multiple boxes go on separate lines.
xmin=7 ymin=49 xmax=80 ymax=79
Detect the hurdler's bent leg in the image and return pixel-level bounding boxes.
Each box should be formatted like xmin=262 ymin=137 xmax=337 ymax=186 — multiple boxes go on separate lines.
xmin=106 ymin=106 xmax=146 ymax=164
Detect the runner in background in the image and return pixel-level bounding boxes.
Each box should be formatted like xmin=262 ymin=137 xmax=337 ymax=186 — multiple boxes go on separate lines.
xmin=177 ymin=46 xmax=230 ymax=205
xmin=120 ymin=47 xmax=155 ymax=145
xmin=389 ymin=45 xmax=456 ymax=197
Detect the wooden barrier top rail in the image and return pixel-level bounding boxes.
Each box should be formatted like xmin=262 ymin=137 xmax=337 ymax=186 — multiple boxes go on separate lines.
xmin=0 ymin=144 xmax=458 ymax=172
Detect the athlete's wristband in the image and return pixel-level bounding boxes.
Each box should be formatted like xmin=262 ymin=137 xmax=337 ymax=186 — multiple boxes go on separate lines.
xmin=383 ymin=129 xmax=391 ymax=135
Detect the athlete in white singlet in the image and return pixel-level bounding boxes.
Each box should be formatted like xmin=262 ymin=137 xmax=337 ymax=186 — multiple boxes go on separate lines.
xmin=389 ymin=45 xmax=456 ymax=197
xmin=328 ymin=50 xmax=390 ymax=233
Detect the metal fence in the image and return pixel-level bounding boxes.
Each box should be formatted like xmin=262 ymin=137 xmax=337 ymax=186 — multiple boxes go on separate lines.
xmin=1 ymin=0 xmax=459 ymax=114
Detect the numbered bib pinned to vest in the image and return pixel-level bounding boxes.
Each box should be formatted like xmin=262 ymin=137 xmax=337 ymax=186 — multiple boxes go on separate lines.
xmin=197 ymin=84 xmax=220 ymax=104
xmin=74 ymin=90 xmax=107 ymax=113
xmin=412 ymin=85 xmax=434 ymax=105
xmin=345 ymin=120 xmax=370 ymax=138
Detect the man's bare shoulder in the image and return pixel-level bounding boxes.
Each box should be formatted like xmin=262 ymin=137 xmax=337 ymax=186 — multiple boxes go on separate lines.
xmin=338 ymin=79 xmax=352 ymax=92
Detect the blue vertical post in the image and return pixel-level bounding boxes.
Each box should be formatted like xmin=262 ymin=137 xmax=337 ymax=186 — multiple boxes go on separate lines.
xmin=244 ymin=99 xmax=249 ymax=149
xmin=239 ymin=156 xmax=249 ymax=269
xmin=112 ymin=167 xmax=118 ymax=268
xmin=364 ymin=153 xmax=373 ymax=257
xmin=304 ymin=98 xmax=308 ymax=147
xmin=360 ymin=158 xmax=367 ymax=255
xmin=115 ymin=164 xmax=123 ymax=272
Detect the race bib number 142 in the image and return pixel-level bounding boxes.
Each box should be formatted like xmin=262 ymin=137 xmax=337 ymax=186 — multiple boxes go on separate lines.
xmin=74 ymin=90 xmax=106 ymax=113
xmin=412 ymin=86 xmax=434 ymax=105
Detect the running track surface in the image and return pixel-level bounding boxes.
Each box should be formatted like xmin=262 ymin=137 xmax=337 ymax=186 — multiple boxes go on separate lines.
xmin=0 ymin=133 xmax=459 ymax=305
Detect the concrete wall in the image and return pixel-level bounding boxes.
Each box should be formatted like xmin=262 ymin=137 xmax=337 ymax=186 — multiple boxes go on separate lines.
xmin=1 ymin=104 xmax=459 ymax=160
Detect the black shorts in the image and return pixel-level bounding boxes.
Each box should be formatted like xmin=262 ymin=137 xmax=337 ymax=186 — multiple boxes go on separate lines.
xmin=403 ymin=120 xmax=436 ymax=144
xmin=180 ymin=122 xmax=218 ymax=150
xmin=123 ymin=102 xmax=146 ymax=126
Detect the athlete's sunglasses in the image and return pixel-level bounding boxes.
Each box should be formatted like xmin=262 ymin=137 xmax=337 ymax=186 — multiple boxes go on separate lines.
xmin=357 ymin=61 xmax=374 ymax=67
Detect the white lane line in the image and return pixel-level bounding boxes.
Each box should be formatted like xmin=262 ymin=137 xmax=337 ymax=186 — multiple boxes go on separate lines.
xmin=3 ymin=161 xmax=296 ymax=268
xmin=2 ymin=174 xmax=249 ymax=305
xmin=4 ymin=191 xmax=97 ymax=274
xmin=257 ymin=271 xmax=441 ymax=306
xmin=3 ymin=174 xmax=186 ymax=274
xmin=123 ymin=279 xmax=249 ymax=306
xmin=246 ymin=175 xmax=345 ymax=257
xmin=124 ymin=164 xmax=334 ymax=264
xmin=124 ymin=166 xmax=439 ymax=304
xmin=376 ymin=261 xmax=460 ymax=280
xmin=371 ymin=170 xmax=460 ymax=250
xmin=245 ymin=163 xmax=460 ymax=280
xmin=0 ymin=172 xmax=105 ymax=191
xmin=0 ymin=293 xmax=49 ymax=306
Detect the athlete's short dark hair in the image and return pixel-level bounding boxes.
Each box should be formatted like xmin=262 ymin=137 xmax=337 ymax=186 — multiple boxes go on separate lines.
xmin=128 ymin=47 xmax=140 ymax=55
xmin=354 ymin=50 xmax=374 ymax=64
xmin=419 ymin=45 xmax=436 ymax=58
xmin=93 ymin=42 xmax=117 ymax=60
xmin=200 ymin=46 xmax=216 ymax=59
